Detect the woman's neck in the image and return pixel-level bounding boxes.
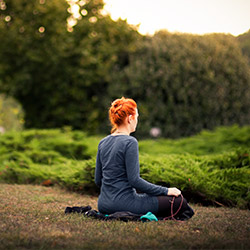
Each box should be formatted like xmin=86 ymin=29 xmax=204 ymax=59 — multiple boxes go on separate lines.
xmin=112 ymin=126 xmax=130 ymax=136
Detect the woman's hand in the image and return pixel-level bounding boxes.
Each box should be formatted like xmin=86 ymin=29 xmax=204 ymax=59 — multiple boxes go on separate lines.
xmin=167 ymin=187 xmax=181 ymax=197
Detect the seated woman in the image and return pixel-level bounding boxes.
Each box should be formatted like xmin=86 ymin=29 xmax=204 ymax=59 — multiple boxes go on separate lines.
xmin=95 ymin=97 xmax=194 ymax=219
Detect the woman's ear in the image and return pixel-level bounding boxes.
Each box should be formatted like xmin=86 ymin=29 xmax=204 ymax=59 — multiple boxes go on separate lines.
xmin=128 ymin=115 xmax=132 ymax=124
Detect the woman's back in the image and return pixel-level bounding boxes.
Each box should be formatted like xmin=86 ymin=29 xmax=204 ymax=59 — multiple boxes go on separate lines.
xmin=96 ymin=135 xmax=136 ymax=200
xmin=95 ymin=134 xmax=168 ymax=214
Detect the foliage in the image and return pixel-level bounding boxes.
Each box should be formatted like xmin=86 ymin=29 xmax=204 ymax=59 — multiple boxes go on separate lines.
xmin=109 ymin=31 xmax=250 ymax=138
xmin=1 ymin=1 xmax=249 ymax=138
xmin=0 ymin=0 xmax=71 ymax=128
xmin=139 ymin=125 xmax=250 ymax=156
xmin=0 ymin=127 xmax=92 ymax=160
xmin=0 ymin=126 xmax=249 ymax=208
xmin=0 ymin=0 xmax=140 ymax=133
xmin=139 ymin=150 xmax=250 ymax=208
xmin=68 ymin=14 xmax=141 ymax=133
xmin=0 ymin=93 xmax=24 ymax=132
xmin=237 ymin=29 xmax=250 ymax=64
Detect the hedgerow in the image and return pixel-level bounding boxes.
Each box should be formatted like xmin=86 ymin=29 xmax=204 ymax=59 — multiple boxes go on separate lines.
xmin=139 ymin=125 xmax=250 ymax=156
xmin=139 ymin=150 xmax=250 ymax=208
xmin=0 ymin=126 xmax=249 ymax=208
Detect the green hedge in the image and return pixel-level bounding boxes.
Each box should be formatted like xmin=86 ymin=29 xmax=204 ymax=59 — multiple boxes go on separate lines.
xmin=139 ymin=125 xmax=250 ymax=156
xmin=0 ymin=126 xmax=249 ymax=208
xmin=139 ymin=150 xmax=250 ymax=208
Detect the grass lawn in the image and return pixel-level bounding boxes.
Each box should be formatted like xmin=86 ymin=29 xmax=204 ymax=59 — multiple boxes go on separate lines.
xmin=0 ymin=184 xmax=249 ymax=250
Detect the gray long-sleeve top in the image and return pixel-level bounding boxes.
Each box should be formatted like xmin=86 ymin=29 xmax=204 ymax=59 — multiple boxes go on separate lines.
xmin=95 ymin=134 xmax=168 ymax=214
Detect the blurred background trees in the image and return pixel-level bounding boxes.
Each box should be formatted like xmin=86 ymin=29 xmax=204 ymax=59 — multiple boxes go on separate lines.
xmin=237 ymin=29 xmax=250 ymax=64
xmin=0 ymin=0 xmax=249 ymax=138
xmin=110 ymin=31 xmax=250 ymax=137
xmin=0 ymin=0 xmax=72 ymax=128
xmin=0 ymin=93 xmax=24 ymax=132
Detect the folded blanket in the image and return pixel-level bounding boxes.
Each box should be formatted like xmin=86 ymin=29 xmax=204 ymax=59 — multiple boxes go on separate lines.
xmin=64 ymin=205 xmax=194 ymax=222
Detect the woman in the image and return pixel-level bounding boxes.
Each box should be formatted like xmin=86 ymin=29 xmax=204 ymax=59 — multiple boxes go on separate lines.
xmin=95 ymin=97 xmax=193 ymax=219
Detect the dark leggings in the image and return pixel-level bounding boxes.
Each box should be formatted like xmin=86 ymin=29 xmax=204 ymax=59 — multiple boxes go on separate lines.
xmin=156 ymin=195 xmax=188 ymax=218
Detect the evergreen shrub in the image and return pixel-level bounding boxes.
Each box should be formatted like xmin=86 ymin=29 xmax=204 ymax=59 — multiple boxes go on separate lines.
xmin=139 ymin=125 xmax=250 ymax=156
xmin=0 ymin=126 xmax=249 ymax=208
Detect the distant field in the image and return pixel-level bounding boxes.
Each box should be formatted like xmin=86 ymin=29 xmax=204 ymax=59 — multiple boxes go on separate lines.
xmin=0 ymin=184 xmax=249 ymax=250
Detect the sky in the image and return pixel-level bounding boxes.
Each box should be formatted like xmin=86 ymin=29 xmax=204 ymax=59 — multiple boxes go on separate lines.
xmin=103 ymin=0 xmax=250 ymax=36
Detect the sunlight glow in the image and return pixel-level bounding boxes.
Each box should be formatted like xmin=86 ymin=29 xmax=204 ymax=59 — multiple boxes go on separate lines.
xmin=66 ymin=0 xmax=84 ymax=31
xmin=103 ymin=0 xmax=250 ymax=36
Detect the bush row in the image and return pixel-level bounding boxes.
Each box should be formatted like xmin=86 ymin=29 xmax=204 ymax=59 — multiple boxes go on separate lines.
xmin=0 ymin=148 xmax=249 ymax=208
xmin=0 ymin=126 xmax=249 ymax=208
xmin=139 ymin=125 xmax=250 ymax=156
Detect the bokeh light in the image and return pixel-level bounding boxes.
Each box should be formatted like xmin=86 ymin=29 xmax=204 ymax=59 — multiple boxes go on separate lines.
xmin=38 ymin=26 xmax=45 ymax=33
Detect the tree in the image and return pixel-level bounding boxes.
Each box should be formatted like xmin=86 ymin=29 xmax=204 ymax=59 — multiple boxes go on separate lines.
xmin=0 ymin=0 xmax=140 ymax=132
xmin=237 ymin=29 xmax=250 ymax=64
xmin=0 ymin=0 xmax=72 ymax=128
xmin=108 ymin=31 xmax=250 ymax=138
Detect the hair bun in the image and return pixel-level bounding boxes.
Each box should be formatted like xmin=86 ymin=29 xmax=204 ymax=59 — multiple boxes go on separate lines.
xmin=112 ymin=99 xmax=124 ymax=107
xmin=109 ymin=97 xmax=137 ymax=133
xmin=111 ymin=99 xmax=124 ymax=114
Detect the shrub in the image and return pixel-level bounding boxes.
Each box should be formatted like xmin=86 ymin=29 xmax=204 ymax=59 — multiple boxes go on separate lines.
xmin=139 ymin=125 xmax=250 ymax=156
xmin=0 ymin=126 xmax=249 ymax=208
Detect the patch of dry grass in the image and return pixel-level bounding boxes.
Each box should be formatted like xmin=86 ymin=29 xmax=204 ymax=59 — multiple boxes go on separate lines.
xmin=0 ymin=184 xmax=249 ymax=249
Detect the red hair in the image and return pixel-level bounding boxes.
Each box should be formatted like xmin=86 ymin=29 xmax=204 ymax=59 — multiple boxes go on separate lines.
xmin=109 ymin=97 xmax=137 ymax=133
